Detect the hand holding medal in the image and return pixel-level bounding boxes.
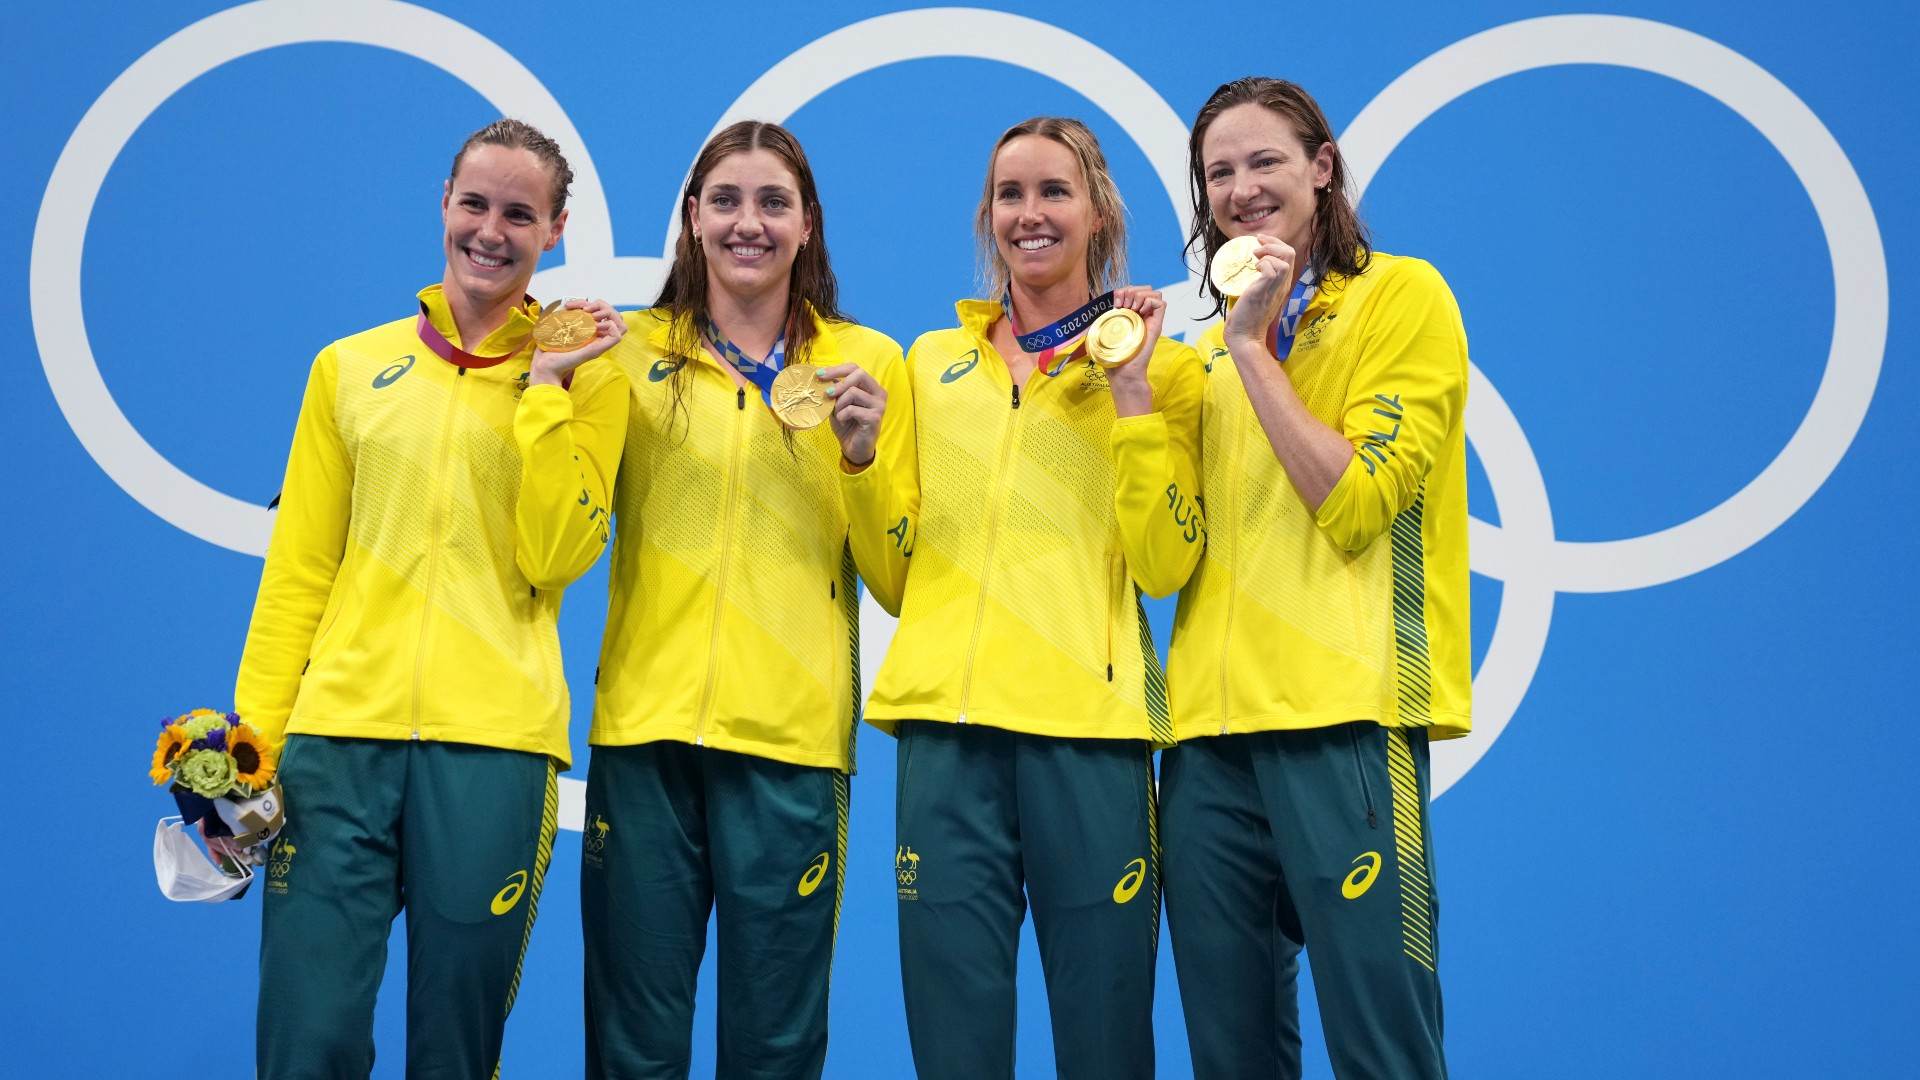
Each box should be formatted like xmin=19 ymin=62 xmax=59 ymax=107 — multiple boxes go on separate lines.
xmin=1219 ymin=234 xmax=1299 ymax=350
xmin=1100 ymin=285 xmax=1165 ymax=417
xmin=817 ymin=363 xmax=888 ymax=466
xmin=529 ymin=297 xmax=625 ymax=387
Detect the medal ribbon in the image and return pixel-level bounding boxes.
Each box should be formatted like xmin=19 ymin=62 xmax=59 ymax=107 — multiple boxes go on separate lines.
xmin=1267 ymin=271 xmax=1319 ymax=362
xmin=414 ymin=299 xmax=528 ymax=369
xmin=1006 ymin=291 xmax=1113 ymax=377
xmin=703 ymin=316 xmax=787 ymax=406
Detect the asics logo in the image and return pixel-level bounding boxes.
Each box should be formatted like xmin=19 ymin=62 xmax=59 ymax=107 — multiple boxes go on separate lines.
xmin=1342 ymin=851 xmax=1382 ymax=900
xmin=797 ymin=852 xmax=831 ymax=897
xmin=648 ymin=358 xmax=683 ymax=382
xmin=372 ymin=354 xmax=415 ymax=388
xmin=1112 ymin=857 xmax=1147 ymax=904
xmin=940 ymin=350 xmax=979 ymax=384
xmin=490 ymin=869 xmax=529 ymax=915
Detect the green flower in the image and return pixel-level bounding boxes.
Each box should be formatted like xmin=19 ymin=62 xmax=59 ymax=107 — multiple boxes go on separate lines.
xmin=173 ymin=749 xmax=238 ymax=798
xmin=181 ymin=712 xmax=230 ymax=740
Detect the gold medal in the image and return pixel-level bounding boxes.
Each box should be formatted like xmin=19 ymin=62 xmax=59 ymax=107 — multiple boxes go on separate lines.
xmin=532 ymin=301 xmax=598 ymax=353
xmin=1209 ymin=234 xmax=1262 ymax=298
xmin=1085 ymin=307 xmax=1146 ymax=368
xmin=770 ymin=364 xmax=831 ymax=430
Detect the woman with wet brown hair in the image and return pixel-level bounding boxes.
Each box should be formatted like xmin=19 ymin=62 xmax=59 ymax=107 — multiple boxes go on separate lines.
xmin=580 ymin=119 xmax=909 ymax=1079
xmin=1163 ymin=76 xmax=1471 ymax=1079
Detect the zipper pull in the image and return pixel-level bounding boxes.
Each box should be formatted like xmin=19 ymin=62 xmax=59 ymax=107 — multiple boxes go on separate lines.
xmin=738 ymin=387 xmax=746 ymax=410
xmin=1011 ymin=384 xmax=1021 ymax=410
xmin=457 ymin=367 xmax=467 ymax=377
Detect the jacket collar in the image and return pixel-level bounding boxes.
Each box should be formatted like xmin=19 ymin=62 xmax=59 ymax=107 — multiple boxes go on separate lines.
xmin=416 ymin=283 xmax=540 ymax=360
xmin=644 ymin=302 xmax=843 ymax=370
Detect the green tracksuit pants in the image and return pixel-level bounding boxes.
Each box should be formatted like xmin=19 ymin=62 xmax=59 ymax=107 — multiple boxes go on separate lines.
xmin=1161 ymin=723 xmax=1446 ymax=1079
xmin=894 ymin=721 xmax=1160 ymax=1080
xmin=580 ymin=742 xmax=848 ymax=1080
xmin=256 ymin=734 xmax=559 ymax=1080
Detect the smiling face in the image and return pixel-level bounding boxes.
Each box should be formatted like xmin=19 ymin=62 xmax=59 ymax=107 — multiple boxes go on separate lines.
xmin=689 ymin=147 xmax=810 ymax=306
xmin=1201 ymin=102 xmax=1333 ymax=260
xmin=440 ymin=143 xmax=566 ymax=314
xmin=989 ymin=134 xmax=1103 ymax=296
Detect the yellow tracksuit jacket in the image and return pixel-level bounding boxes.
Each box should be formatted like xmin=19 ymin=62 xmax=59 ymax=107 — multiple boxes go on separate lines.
xmin=1169 ymin=252 xmax=1472 ymax=740
xmin=234 ymin=285 xmax=630 ymax=765
xmin=590 ymin=308 xmax=910 ymax=772
xmin=846 ymin=299 xmax=1206 ymax=745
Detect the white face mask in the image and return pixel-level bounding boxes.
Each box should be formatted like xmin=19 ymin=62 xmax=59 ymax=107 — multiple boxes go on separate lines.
xmin=152 ymin=816 xmax=253 ymax=903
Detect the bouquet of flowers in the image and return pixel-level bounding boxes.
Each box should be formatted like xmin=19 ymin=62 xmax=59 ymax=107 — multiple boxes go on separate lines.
xmin=150 ymin=709 xmax=284 ymax=886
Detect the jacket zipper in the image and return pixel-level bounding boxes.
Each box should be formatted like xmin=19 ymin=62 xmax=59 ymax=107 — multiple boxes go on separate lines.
xmin=411 ymin=365 xmax=466 ymax=739
xmin=1349 ymin=724 xmax=1379 ymax=829
xmin=1218 ymin=409 xmax=1244 ymax=735
xmin=1106 ymin=548 xmax=1117 ymax=682
xmin=955 ymin=379 xmax=1024 ymax=723
xmin=693 ymin=382 xmax=750 ymax=745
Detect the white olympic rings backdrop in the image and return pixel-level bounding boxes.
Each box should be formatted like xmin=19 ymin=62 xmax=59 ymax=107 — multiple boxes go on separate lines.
xmin=32 ymin=2 xmax=1885 ymax=813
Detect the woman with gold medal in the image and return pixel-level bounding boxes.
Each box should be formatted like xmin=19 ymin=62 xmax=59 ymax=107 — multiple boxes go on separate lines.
xmin=843 ymin=116 xmax=1206 ymax=1079
xmin=579 ymin=120 xmax=909 ymax=1079
xmin=232 ymin=118 xmax=629 ymax=1077
xmin=1162 ymin=77 xmax=1471 ymax=1078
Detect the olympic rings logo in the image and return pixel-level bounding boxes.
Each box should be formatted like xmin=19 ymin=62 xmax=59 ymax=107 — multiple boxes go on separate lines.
xmin=32 ymin=3 xmax=1885 ymax=820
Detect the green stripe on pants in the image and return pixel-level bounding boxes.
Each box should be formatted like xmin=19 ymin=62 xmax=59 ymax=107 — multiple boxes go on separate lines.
xmin=1162 ymin=724 xmax=1446 ymax=1080
xmin=256 ymin=735 xmax=558 ymax=1080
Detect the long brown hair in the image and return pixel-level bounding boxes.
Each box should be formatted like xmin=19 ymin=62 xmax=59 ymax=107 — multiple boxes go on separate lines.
xmin=653 ymin=121 xmax=844 ymax=427
xmin=974 ymin=117 xmax=1128 ymax=299
xmin=1186 ymin=78 xmax=1371 ymax=318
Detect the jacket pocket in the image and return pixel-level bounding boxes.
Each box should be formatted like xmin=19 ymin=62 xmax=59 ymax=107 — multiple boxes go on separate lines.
xmin=1348 ymin=723 xmax=1380 ymax=830
xmin=307 ymin=541 xmax=361 ymax=661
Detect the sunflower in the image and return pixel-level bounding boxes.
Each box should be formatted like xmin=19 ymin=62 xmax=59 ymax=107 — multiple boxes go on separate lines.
xmin=227 ymin=725 xmax=277 ymax=791
xmin=150 ymin=724 xmax=193 ymax=785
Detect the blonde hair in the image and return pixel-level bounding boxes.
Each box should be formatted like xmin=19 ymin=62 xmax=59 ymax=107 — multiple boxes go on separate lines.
xmin=973 ymin=117 xmax=1128 ymax=298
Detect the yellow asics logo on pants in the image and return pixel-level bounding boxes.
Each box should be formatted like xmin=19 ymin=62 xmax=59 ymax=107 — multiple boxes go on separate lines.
xmin=491 ymin=870 xmax=529 ymax=915
xmin=1342 ymin=852 xmax=1382 ymax=900
xmin=798 ymin=852 xmax=831 ymax=897
xmin=1112 ymin=857 xmax=1148 ymax=904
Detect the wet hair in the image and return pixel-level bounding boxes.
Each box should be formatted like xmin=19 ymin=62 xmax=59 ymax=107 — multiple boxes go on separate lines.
xmin=652 ymin=120 xmax=845 ymax=434
xmin=448 ymin=118 xmax=574 ymax=220
xmin=974 ymin=116 xmax=1128 ymax=298
xmin=1186 ymin=77 xmax=1371 ymax=318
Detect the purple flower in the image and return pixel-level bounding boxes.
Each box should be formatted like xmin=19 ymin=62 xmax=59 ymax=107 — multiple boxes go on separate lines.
xmin=203 ymin=726 xmax=228 ymax=751
xmin=160 ymin=716 xmax=177 ymax=730
xmin=225 ymin=713 xmax=240 ymax=726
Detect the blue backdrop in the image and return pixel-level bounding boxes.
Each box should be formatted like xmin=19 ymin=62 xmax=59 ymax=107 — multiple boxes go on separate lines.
xmin=7 ymin=2 xmax=1914 ymax=1076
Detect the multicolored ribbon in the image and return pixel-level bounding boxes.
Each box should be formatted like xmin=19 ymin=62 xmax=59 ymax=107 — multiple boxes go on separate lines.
xmin=1268 ymin=270 xmax=1319 ymax=362
xmin=704 ymin=316 xmax=787 ymax=405
xmin=1006 ymin=291 xmax=1113 ymax=376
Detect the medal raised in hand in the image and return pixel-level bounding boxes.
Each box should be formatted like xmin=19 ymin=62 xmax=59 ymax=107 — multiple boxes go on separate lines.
xmin=1209 ymin=235 xmax=1263 ymax=298
xmin=1085 ymin=307 xmax=1146 ymax=368
xmin=770 ymin=364 xmax=831 ymax=430
xmin=532 ymin=299 xmax=598 ymax=352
